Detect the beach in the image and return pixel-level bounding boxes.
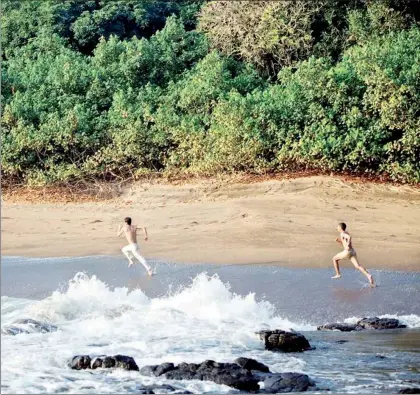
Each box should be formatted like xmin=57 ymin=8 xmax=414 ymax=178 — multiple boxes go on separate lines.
xmin=2 ymin=176 xmax=420 ymax=270
xmin=2 ymin=176 xmax=420 ymax=394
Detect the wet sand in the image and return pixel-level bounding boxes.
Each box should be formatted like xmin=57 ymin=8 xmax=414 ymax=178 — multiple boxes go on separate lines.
xmin=2 ymin=176 xmax=420 ymax=270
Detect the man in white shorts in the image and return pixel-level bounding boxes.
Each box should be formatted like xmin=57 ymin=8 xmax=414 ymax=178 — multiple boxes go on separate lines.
xmin=117 ymin=217 xmax=153 ymax=275
xmin=332 ymin=222 xmax=374 ymax=287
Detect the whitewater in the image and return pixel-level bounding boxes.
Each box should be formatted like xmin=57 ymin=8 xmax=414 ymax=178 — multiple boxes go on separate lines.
xmin=1 ymin=257 xmax=420 ymax=394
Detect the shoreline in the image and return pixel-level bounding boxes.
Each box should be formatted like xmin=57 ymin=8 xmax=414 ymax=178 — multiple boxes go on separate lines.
xmin=2 ymin=176 xmax=420 ymax=271
xmin=3 ymin=254 xmax=420 ymax=274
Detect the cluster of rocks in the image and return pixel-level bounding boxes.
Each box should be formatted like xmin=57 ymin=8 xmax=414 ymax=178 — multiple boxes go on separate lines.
xmin=1 ymin=319 xmax=58 ymax=335
xmin=69 ymin=354 xmax=315 ymax=393
xmin=140 ymin=358 xmax=316 ymax=393
xmin=69 ymin=355 xmax=139 ymax=371
xmin=66 ymin=317 xmax=411 ymax=393
xmin=317 ymin=317 xmax=406 ymax=332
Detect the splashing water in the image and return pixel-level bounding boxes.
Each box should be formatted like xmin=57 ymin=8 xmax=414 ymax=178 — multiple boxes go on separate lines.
xmin=1 ymin=271 xmax=419 ymax=394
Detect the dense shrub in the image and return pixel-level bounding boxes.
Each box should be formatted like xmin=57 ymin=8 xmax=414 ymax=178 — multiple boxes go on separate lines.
xmin=1 ymin=0 xmax=419 ymax=185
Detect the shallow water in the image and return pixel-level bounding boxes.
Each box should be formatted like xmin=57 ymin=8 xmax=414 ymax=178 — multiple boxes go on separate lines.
xmin=1 ymin=256 xmax=420 ymax=394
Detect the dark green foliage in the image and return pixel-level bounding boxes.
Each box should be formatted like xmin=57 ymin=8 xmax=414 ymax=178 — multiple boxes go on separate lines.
xmin=1 ymin=0 xmax=419 ymax=185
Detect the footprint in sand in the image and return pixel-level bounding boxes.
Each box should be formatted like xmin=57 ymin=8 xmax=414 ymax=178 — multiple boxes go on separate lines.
xmin=90 ymin=220 xmax=103 ymax=224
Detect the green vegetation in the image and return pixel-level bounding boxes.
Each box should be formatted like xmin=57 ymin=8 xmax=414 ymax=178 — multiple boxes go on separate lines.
xmin=1 ymin=0 xmax=419 ymax=185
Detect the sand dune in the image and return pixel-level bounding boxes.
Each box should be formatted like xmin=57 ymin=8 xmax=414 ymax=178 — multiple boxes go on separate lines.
xmin=2 ymin=176 xmax=420 ymax=270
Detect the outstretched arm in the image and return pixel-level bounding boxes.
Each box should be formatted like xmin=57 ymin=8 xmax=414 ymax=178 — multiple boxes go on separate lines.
xmin=138 ymin=226 xmax=148 ymax=241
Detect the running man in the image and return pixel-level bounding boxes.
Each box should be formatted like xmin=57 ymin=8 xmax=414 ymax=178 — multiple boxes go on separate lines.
xmin=332 ymin=222 xmax=375 ymax=287
xmin=117 ymin=217 xmax=153 ymax=275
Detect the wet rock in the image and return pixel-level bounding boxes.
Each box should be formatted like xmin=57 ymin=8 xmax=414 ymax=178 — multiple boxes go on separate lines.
xmin=263 ymin=372 xmax=316 ymax=393
xmin=1 ymin=319 xmax=58 ymax=335
xmin=357 ymin=317 xmax=406 ymax=330
xmin=140 ymin=358 xmax=315 ymax=393
xmin=113 ymin=355 xmax=139 ymax=371
xmin=257 ymin=330 xmax=312 ymax=352
xmin=317 ymin=323 xmax=358 ymax=332
xmin=235 ymin=357 xmax=270 ymax=373
xmin=69 ymin=355 xmax=138 ymax=371
xmin=141 ymin=359 xmax=260 ymax=391
xmin=335 ymin=340 xmax=349 ymax=344
xmin=399 ymin=388 xmax=420 ymax=394
xmin=68 ymin=356 xmax=91 ymax=370
xmin=317 ymin=317 xmax=406 ymax=332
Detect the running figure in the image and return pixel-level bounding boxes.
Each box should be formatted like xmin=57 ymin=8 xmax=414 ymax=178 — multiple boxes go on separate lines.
xmin=332 ymin=222 xmax=375 ymax=287
xmin=117 ymin=217 xmax=153 ymax=275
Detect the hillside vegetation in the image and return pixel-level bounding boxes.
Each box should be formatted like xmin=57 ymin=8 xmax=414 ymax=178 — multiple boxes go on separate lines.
xmin=1 ymin=0 xmax=419 ymax=185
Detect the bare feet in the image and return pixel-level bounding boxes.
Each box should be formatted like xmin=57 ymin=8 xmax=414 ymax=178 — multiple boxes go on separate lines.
xmin=128 ymin=260 xmax=134 ymax=267
xmin=147 ymin=269 xmax=154 ymax=276
xmin=368 ymin=274 xmax=375 ymax=287
xmin=331 ymin=274 xmax=341 ymax=279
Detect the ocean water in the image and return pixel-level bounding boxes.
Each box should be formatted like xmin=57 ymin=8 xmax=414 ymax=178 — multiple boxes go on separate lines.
xmin=1 ymin=256 xmax=420 ymax=394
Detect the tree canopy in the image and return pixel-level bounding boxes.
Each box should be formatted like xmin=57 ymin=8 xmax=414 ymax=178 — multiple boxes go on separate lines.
xmin=1 ymin=0 xmax=419 ymax=185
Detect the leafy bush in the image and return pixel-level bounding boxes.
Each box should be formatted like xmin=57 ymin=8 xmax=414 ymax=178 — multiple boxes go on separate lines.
xmin=1 ymin=1 xmax=419 ymax=185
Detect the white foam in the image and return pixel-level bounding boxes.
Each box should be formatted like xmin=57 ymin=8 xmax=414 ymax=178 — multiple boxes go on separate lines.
xmin=1 ymin=272 xmax=311 ymax=394
xmin=2 ymin=272 xmax=419 ymax=394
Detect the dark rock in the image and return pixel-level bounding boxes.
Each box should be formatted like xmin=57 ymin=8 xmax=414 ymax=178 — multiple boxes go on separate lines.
xmin=399 ymin=388 xmax=420 ymax=394
xmin=257 ymin=330 xmax=312 ymax=352
xmin=68 ymin=356 xmax=91 ymax=370
xmin=263 ymin=372 xmax=316 ymax=393
xmin=2 ymin=319 xmax=58 ymax=335
xmin=317 ymin=323 xmax=359 ymax=332
xmin=141 ymin=360 xmax=259 ymax=391
xmin=103 ymin=356 xmax=117 ymax=368
xmin=235 ymin=357 xmax=270 ymax=373
xmin=155 ymin=362 xmax=175 ymax=376
xmin=357 ymin=317 xmax=406 ymax=330
xmin=335 ymin=340 xmax=349 ymax=344
xmin=69 ymin=355 xmax=138 ymax=371
xmin=113 ymin=355 xmax=139 ymax=371
xmin=318 ymin=317 xmax=406 ymax=332
xmin=140 ymin=359 xmax=315 ymax=392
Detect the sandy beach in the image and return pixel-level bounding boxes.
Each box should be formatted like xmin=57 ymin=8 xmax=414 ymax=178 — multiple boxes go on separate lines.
xmin=2 ymin=176 xmax=420 ymax=270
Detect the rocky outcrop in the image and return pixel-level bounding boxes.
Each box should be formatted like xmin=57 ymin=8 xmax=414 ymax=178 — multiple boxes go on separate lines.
xmin=399 ymin=389 xmax=420 ymax=394
xmin=257 ymin=330 xmax=312 ymax=352
xmin=318 ymin=317 xmax=406 ymax=332
xmin=140 ymin=358 xmax=315 ymax=393
xmin=357 ymin=317 xmax=406 ymax=330
xmin=141 ymin=359 xmax=259 ymax=391
xmin=235 ymin=357 xmax=270 ymax=373
xmin=317 ymin=323 xmax=359 ymax=332
xmin=262 ymin=373 xmax=315 ymax=393
xmin=69 ymin=355 xmax=139 ymax=371
xmin=1 ymin=318 xmax=58 ymax=335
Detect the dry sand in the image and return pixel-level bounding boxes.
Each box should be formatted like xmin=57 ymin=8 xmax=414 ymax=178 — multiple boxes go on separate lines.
xmin=1 ymin=176 xmax=420 ymax=270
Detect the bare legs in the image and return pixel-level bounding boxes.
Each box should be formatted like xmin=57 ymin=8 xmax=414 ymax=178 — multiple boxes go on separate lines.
xmin=332 ymin=256 xmax=341 ymax=278
xmin=122 ymin=246 xmax=135 ymax=266
xmin=350 ymin=256 xmax=375 ymax=287
xmin=331 ymin=254 xmax=375 ymax=286
xmin=122 ymin=244 xmax=153 ymax=275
